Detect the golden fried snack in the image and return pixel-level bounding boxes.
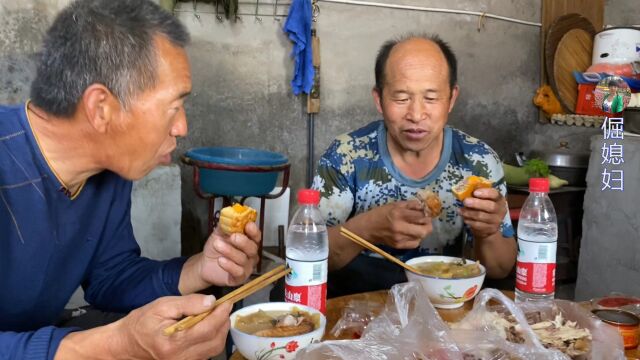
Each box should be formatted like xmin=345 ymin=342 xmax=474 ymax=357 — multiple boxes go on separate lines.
xmin=253 ymin=322 xmax=314 ymax=337
xmin=219 ymin=203 xmax=257 ymax=235
xmin=416 ymin=189 xmax=442 ymax=217
xmin=452 ymin=175 xmax=493 ymax=201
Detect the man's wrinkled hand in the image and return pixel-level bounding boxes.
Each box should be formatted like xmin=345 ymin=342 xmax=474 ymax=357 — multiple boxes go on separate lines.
xmin=200 ymin=222 xmax=261 ymax=287
xmin=115 ymin=294 xmax=233 ymax=360
xmin=458 ymin=187 xmax=507 ymax=239
xmin=373 ymin=200 xmax=433 ymax=249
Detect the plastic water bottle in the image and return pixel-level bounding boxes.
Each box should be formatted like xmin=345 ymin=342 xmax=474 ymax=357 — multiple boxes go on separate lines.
xmin=515 ymin=178 xmax=558 ymax=303
xmin=284 ymin=189 xmax=329 ymax=313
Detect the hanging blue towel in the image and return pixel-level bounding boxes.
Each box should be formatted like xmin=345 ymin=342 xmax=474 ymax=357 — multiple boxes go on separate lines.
xmin=283 ymin=0 xmax=314 ymax=95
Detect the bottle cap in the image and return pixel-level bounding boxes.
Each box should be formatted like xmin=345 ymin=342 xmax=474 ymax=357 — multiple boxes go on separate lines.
xmin=529 ymin=178 xmax=550 ymax=193
xmin=298 ymin=189 xmax=320 ymax=205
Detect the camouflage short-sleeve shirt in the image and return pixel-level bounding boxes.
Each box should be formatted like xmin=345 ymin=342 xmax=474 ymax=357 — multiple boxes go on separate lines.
xmin=312 ymin=120 xmax=514 ymax=258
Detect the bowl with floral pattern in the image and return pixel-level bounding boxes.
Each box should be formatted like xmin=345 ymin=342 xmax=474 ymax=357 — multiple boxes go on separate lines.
xmin=230 ymin=302 xmax=326 ymax=360
xmin=405 ymin=255 xmax=486 ymax=309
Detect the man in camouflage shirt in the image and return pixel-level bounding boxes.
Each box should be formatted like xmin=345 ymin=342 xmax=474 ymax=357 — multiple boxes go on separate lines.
xmin=312 ymin=34 xmax=516 ymax=297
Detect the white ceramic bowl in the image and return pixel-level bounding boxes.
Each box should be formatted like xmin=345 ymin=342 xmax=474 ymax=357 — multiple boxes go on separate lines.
xmin=230 ymin=302 xmax=326 ymax=360
xmin=405 ymin=255 xmax=486 ymax=309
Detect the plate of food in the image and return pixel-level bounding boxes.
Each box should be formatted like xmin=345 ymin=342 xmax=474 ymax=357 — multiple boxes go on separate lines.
xmin=405 ymin=255 xmax=486 ymax=309
xmin=230 ymin=302 xmax=326 ymax=360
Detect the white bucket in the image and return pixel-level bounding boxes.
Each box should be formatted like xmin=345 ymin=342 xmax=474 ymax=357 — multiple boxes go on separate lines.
xmin=592 ymin=27 xmax=640 ymax=65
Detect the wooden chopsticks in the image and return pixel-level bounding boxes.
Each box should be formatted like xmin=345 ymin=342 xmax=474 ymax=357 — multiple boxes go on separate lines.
xmin=163 ymin=265 xmax=291 ymax=336
xmin=340 ymin=227 xmax=421 ymax=274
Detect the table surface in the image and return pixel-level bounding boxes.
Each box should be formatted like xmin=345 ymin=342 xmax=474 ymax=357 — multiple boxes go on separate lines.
xmin=230 ymin=290 xmax=640 ymax=359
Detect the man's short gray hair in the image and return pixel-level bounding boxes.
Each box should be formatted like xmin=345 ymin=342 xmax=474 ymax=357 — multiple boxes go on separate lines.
xmin=30 ymin=0 xmax=190 ymax=117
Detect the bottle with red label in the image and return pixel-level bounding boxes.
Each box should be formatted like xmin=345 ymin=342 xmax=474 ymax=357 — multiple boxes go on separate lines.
xmin=515 ymin=178 xmax=558 ymax=303
xmin=284 ymin=189 xmax=328 ymax=313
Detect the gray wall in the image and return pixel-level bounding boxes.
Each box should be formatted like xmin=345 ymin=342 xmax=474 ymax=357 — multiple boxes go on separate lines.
xmin=131 ymin=165 xmax=182 ymax=260
xmin=575 ymin=135 xmax=640 ymax=300
xmin=174 ymin=0 xmax=596 ymax=250
xmin=1 ymin=0 xmax=636 ymax=255
xmin=176 ymin=0 xmax=549 ymax=251
xmin=604 ymin=0 xmax=640 ymax=27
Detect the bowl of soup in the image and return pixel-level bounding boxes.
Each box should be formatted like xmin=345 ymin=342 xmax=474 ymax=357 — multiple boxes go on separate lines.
xmin=230 ymin=302 xmax=326 ymax=360
xmin=405 ymin=255 xmax=486 ymax=309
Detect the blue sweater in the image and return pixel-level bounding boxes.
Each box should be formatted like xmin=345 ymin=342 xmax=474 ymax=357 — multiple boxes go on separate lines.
xmin=0 ymin=104 xmax=187 ymax=359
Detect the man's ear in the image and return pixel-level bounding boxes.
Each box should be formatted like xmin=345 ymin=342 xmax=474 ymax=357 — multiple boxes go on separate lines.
xmin=372 ymin=87 xmax=384 ymax=114
xmin=448 ymin=85 xmax=460 ymax=113
xmin=80 ymin=84 xmax=119 ymax=133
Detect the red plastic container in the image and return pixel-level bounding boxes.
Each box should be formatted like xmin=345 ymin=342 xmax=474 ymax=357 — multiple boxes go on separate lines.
xmin=575 ymin=84 xmax=610 ymax=116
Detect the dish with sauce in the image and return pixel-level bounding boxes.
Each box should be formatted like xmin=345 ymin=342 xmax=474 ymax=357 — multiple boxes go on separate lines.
xmin=413 ymin=260 xmax=482 ymax=279
xmin=234 ymin=308 xmax=320 ymax=337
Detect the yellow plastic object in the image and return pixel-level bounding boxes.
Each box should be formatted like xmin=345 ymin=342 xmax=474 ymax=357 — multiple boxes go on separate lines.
xmin=219 ymin=203 xmax=257 ymax=234
xmin=452 ymin=176 xmax=493 ymax=201
xmin=533 ymin=85 xmax=565 ymax=117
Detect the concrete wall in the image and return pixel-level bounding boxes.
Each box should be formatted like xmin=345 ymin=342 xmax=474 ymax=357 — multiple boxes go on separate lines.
xmin=572 ymin=0 xmax=640 ymax=300
xmin=575 ymin=135 xmax=640 ymax=301
xmin=131 ymin=165 xmax=182 ymax=260
xmin=604 ymin=0 xmax=640 ymax=27
xmin=176 ymin=0 xmax=550 ymax=252
xmin=0 ymin=1 xmax=54 ymax=104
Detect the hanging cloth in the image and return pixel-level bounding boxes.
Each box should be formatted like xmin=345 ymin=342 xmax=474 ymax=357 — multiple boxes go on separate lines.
xmin=283 ymin=0 xmax=314 ymax=95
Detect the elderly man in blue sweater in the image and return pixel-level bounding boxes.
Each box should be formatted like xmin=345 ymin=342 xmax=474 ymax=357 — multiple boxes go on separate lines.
xmin=0 ymin=0 xmax=261 ymax=359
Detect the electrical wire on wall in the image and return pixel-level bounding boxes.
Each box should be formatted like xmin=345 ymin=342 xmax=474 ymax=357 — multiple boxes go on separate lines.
xmin=318 ymin=0 xmax=541 ymax=28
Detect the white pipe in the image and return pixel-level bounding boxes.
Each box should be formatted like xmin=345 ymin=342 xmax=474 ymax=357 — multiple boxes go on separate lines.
xmin=262 ymin=250 xmax=286 ymax=264
xmin=318 ymin=0 xmax=542 ymax=27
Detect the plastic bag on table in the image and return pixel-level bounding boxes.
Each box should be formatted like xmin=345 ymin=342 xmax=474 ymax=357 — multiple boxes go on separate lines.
xmin=517 ymin=297 xmax=625 ymax=359
xmin=296 ymin=282 xmax=459 ymax=359
xmin=296 ymin=283 xmax=564 ymax=360
xmin=452 ymin=289 xmax=625 ymax=360
xmin=448 ymin=329 xmax=566 ymax=360
xmin=330 ymin=300 xmax=384 ymax=339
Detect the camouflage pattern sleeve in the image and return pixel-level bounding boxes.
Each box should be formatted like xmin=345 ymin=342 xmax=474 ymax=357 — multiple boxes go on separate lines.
xmin=484 ymin=148 xmax=515 ymax=238
xmin=311 ymin=139 xmax=356 ymax=227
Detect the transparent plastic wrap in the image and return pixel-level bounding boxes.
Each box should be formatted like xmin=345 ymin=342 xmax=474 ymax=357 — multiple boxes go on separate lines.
xmin=453 ymin=289 xmax=625 ymax=360
xmin=296 ymin=283 xmax=569 ymax=360
xmin=330 ymin=300 xmax=384 ymax=339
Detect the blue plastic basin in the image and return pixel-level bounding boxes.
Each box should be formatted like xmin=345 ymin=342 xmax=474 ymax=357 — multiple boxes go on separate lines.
xmin=185 ymin=147 xmax=288 ymax=197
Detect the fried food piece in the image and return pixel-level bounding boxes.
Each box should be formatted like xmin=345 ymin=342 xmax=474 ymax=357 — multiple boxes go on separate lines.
xmin=416 ymin=189 xmax=442 ymax=217
xmin=253 ymin=322 xmax=314 ymax=337
xmin=452 ymin=175 xmax=493 ymax=201
xmin=219 ymin=203 xmax=257 ymax=234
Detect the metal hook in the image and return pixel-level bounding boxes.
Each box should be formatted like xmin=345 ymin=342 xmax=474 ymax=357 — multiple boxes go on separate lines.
xmin=477 ymin=11 xmax=486 ymax=32
xmin=312 ymin=0 xmax=320 ymax=22
xmin=215 ymin=0 xmax=223 ymax=21
xmin=273 ymin=0 xmax=280 ymax=22
xmin=192 ymin=0 xmax=200 ymax=20
xmin=255 ymin=0 xmax=262 ymax=22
